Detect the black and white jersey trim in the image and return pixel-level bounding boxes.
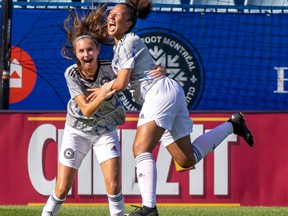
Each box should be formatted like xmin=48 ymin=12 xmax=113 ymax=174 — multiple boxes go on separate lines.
xmin=67 ymin=66 xmax=78 ymax=78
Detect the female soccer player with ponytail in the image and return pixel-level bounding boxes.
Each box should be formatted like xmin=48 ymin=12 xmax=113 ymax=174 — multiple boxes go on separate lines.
xmin=105 ymin=1 xmax=255 ymax=215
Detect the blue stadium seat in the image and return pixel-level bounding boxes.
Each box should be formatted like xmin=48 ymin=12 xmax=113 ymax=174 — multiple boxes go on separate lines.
xmin=80 ymin=0 xmax=192 ymax=11
xmin=246 ymin=0 xmax=288 ymax=6
xmin=192 ymin=0 xmax=243 ymax=12
xmin=80 ymin=0 xmax=125 ymax=3
xmin=151 ymin=0 xmax=186 ymax=11
xmin=27 ymin=0 xmax=72 ymax=8
xmin=245 ymin=0 xmax=288 ymax=13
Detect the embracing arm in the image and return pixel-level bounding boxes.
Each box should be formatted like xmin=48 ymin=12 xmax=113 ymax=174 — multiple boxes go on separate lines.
xmin=111 ymin=68 xmax=132 ymax=92
xmin=149 ymin=65 xmax=167 ymax=78
xmin=75 ymin=82 xmax=116 ymax=118
xmin=87 ymin=68 xmax=132 ymax=101
xmin=110 ymin=66 xmax=165 ymax=92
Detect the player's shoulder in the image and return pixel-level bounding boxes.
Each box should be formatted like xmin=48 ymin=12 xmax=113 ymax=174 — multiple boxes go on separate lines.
xmin=99 ymin=59 xmax=112 ymax=66
xmin=124 ymin=32 xmax=143 ymax=47
xmin=99 ymin=59 xmax=113 ymax=71
xmin=65 ymin=64 xmax=78 ymax=78
xmin=127 ymin=32 xmax=140 ymax=41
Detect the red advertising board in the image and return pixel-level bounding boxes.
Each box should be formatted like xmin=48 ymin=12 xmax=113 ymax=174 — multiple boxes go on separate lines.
xmin=0 ymin=112 xmax=287 ymax=206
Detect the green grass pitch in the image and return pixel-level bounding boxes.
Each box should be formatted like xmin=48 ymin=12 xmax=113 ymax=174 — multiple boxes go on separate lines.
xmin=1 ymin=205 xmax=288 ymax=216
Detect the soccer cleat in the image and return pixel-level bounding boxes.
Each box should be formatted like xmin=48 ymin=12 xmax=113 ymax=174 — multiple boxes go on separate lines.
xmin=228 ymin=112 xmax=255 ymax=147
xmin=125 ymin=205 xmax=158 ymax=216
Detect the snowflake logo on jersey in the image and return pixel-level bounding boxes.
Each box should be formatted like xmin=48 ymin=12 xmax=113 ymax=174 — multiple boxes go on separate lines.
xmin=119 ymin=28 xmax=205 ymax=111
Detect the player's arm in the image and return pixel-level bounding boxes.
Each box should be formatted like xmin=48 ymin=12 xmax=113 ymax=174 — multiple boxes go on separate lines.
xmin=86 ymin=87 xmax=102 ymax=102
xmin=75 ymin=82 xmax=116 ymax=117
xmin=110 ymin=66 xmax=164 ymax=92
xmin=111 ymin=68 xmax=132 ymax=92
xmin=149 ymin=65 xmax=167 ymax=78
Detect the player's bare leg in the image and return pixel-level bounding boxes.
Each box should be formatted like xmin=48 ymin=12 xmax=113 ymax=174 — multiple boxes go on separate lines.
xmin=41 ymin=163 xmax=77 ymax=216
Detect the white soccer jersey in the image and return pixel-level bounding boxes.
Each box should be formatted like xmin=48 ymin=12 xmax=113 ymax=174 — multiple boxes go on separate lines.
xmin=64 ymin=59 xmax=126 ymax=135
xmin=111 ymin=33 xmax=193 ymax=146
xmin=111 ymin=32 xmax=161 ymax=105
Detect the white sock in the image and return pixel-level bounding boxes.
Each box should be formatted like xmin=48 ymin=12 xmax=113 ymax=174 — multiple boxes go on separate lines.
xmin=41 ymin=191 xmax=66 ymax=216
xmin=107 ymin=192 xmax=125 ymax=216
xmin=135 ymin=152 xmax=157 ymax=208
xmin=192 ymin=122 xmax=233 ymax=163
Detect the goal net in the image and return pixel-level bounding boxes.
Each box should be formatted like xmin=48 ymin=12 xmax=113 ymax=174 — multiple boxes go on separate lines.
xmin=6 ymin=0 xmax=288 ymax=110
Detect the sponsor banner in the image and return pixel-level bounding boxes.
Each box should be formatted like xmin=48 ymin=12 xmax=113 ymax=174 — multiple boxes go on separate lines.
xmin=0 ymin=112 xmax=288 ymax=206
xmin=2 ymin=10 xmax=287 ymax=110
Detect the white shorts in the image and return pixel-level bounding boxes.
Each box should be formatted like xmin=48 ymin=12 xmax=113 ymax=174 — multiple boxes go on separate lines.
xmin=138 ymin=77 xmax=193 ymax=147
xmin=59 ymin=124 xmax=120 ymax=170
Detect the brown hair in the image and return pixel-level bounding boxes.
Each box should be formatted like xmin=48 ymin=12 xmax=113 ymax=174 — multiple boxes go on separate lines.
xmin=119 ymin=0 xmax=153 ymax=32
xmin=61 ymin=5 xmax=113 ymax=60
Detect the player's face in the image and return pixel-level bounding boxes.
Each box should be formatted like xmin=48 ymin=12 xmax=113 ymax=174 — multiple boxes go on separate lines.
xmin=75 ymin=38 xmax=99 ymax=72
xmin=107 ymin=4 xmax=132 ymax=41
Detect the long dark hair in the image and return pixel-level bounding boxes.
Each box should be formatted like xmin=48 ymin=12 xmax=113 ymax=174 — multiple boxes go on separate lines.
xmin=119 ymin=0 xmax=153 ymax=32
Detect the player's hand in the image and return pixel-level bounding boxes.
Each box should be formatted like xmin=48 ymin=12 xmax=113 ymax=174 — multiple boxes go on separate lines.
xmin=97 ymin=81 xmax=116 ymax=101
xmin=149 ymin=65 xmax=166 ymax=78
xmin=87 ymin=88 xmax=101 ymax=102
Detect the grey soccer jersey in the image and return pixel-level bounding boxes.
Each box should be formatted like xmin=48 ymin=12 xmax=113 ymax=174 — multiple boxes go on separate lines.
xmin=111 ymin=32 xmax=161 ymax=105
xmin=64 ymin=60 xmax=125 ymax=135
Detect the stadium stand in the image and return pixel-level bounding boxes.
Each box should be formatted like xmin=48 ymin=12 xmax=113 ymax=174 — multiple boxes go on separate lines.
xmin=1 ymin=0 xmax=285 ymax=13
xmin=245 ymin=0 xmax=288 ymax=13
xmin=192 ymin=0 xmax=239 ymax=12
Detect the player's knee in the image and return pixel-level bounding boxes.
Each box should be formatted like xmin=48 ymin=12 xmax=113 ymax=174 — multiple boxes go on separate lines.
xmin=55 ymin=186 xmax=69 ymax=199
xmin=132 ymin=140 xmax=156 ymax=158
xmin=132 ymin=142 xmax=144 ymax=157
xmin=106 ymin=181 xmax=121 ymax=195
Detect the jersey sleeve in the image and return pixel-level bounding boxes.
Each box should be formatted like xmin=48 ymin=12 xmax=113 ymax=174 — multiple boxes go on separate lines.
xmin=64 ymin=65 xmax=84 ymax=100
xmin=117 ymin=36 xmax=145 ymax=69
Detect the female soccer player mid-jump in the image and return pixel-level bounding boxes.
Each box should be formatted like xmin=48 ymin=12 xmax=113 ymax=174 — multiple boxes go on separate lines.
xmin=104 ymin=1 xmax=255 ymax=215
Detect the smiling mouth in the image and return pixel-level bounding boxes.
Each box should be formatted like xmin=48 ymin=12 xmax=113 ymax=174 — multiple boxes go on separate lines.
xmin=108 ymin=22 xmax=116 ymax=32
xmin=83 ymin=59 xmax=93 ymax=64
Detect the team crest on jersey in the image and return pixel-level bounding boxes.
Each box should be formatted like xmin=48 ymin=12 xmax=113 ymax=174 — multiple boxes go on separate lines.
xmin=118 ymin=28 xmax=205 ymax=111
xmin=100 ymin=76 xmax=112 ymax=86
xmin=64 ymin=148 xmax=75 ymax=159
